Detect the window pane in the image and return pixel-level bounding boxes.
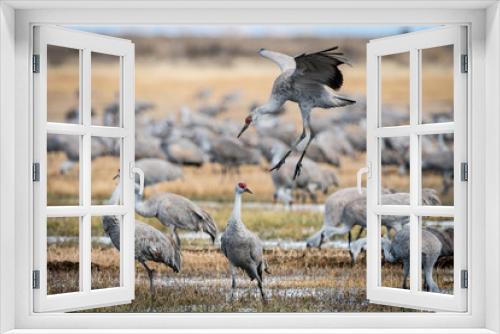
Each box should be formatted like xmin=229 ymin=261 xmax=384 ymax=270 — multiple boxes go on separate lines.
xmin=421 ymin=133 xmax=453 ymax=206
xmin=47 ymin=134 xmax=80 ymax=206
xmin=419 ymin=216 xmax=454 ymax=294
xmin=47 ymin=45 xmax=80 ymax=124
xmin=47 ymin=217 xmax=80 ymax=294
xmin=91 ymin=216 xmax=121 ymax=290
xmin=380 ymin=137 xmax=409 ymax=201
xmin=380 ymin=52 xmax=410 ymax=127
xmin=91 ymin=137 xmax=121 ymax=205
xmin=380 ymin=216 xmax=411 ymax=289
xmin=92 ymin=53 xmax=121 ymax=127
xmin=421 ymin=45 xmax=454 ymax=123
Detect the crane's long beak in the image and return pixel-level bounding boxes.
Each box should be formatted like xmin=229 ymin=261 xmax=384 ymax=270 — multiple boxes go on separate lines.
xmin=237 ymin=123 xmax=250 ymax=138
xmin=112 ymin=173 xmax=120 ymax=180
xmin=244 ymin=188 xmax=253 ymax=194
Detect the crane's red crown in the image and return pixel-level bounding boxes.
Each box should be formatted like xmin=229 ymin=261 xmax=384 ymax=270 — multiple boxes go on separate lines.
xmin=238 ymin=182 xmax=247 ymax=189
xmin=244 ymin=115 xmax=252 ymax=125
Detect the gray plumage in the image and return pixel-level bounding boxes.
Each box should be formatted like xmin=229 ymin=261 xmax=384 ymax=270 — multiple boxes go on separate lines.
xmin=350 ymin=226 xmax=443 ymax=292
xmin=135 ymin=135 xmax=167 ymax=160
xmin=135 ymin=158 xmax=183 ymax=186
xmin=135 ymin=191 xmax=217 ymax=245
xmin=343 ymin=189 xmax=441 ymax=233
xmin=306 ymin=187 xmax=368 ymax=249
xmin=238 ymin=46 xmax=355 ymax=180
xmin=210 ymin=136 xmax=262 ymax=175
xmin=104 ymin=182 xmax=181 ymax=299
xmin=271 ymin=146 xmax=339 ymax=205
xmin=220 ymin=183 xmax=269 ymax=302
xmin=383 ymin=226 xmax=442 ymax=292
xmin=162 ymin=138 xmax=205 ymax=167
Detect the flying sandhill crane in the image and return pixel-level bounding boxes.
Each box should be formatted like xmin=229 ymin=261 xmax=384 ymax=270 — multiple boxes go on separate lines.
xmin=135 ymin=189 xmax=217 ymax=246
xmin=104 ymin=177 xmax=181 ymax=301
xmin=237 ymin=46 xmax=355 ymax=179
xmin=135 ymin=158 xmax=183 ymax=187
xmin=351 ymin=226 xmax=442 ymax=292
xmin=221 ymin=183 xmax=270 ymax=302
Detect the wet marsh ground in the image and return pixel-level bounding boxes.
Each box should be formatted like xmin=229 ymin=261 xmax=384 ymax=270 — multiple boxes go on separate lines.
xmin=47 ymin=245 xmax=450 ymax=313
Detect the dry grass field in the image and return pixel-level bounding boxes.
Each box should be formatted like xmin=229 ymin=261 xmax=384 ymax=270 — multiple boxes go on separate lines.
xmin=46 ymin=245 xmax=451 ymax=313
xmin=45 ymin=34 xmax=454 ymax=312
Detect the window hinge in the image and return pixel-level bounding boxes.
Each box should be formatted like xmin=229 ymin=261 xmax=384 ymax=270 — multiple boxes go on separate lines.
xmin=461 ymin=269 xmax=468 ymax=289
xmin=32 ymin=54 xmax=40 ymax=73
xmin=32 ymin=270 xmax=40 ymax=289
xmin=32 ymin=162 xmax=40 ymax=182
xmin=461 ymin=54 xmax=468 ymax=73
xmin=461 ymin=162 xmax=468 ymax=182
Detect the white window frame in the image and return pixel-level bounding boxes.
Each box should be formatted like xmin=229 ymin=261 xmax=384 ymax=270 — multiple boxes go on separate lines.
xmin=366 ymin=25 xmax=468 ymax=312
xmin=32 ymin=25 xmax=136 ymax=312
xmin=0 ymin=1 xmax=499 ymax=333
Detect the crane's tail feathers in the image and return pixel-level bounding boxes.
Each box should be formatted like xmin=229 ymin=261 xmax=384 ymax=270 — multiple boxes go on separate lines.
xmin=203 ymin=216 xmax=218 ymax=244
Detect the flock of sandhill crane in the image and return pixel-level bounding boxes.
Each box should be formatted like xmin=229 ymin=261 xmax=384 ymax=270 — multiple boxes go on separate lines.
xmin=48 ymin=46 xmax=454 ymax=303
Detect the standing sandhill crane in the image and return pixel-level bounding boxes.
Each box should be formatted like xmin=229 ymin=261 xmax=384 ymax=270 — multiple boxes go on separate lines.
xmin=135 ymin=190 xmax=217 ymax=246
xmin=104 ymin=177 xmax=181 ymax=301
xmin=237 ymin=46 xmax=355 ymax=179
xmin=135 ymin=158 xmax=183 ymax=187
xmin=221 ymin=183 xmax=270 ymax=302
xmin=351 ymin=226 xmax=442 ymax=292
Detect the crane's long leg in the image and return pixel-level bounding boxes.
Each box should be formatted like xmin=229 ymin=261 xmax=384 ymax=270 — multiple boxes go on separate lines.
xmin=141 ymin=261 xmax=155 ymax=304
xmin=229 ymin=263 xmax=237 ymax=302
xmin=293 ymin=127 xmax=316 ymax=180
xmin=172 ymin=226 xmax=181 ymax=247
xmin=269 ymin=127 xmax=306 ymax=172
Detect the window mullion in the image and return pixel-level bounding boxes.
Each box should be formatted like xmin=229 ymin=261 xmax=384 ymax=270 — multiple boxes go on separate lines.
xmin=409 ymin=47 xmax=421 ymax=292
xmin=80 ymin=48 xmax=92 ymax=293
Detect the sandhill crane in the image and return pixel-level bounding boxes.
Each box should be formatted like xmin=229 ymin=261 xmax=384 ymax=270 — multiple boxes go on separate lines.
xmin=351 ymin=226 xmax=454 ymax=263
xmin=135 ymin=189 xmax=217 ymax=245
xmin=342 ymin=189 xmax=441 ymax=234
xmin=351 ymin=226 xmax=442 ymax=292
xmin=161 ymin=137 xmax=205 ymax=167
xmin=237 ymin=46 xmax=355 ymax=179
xmin=270 ymin=145 xmax=338 ymax=204
xmin=105 ymin=177 xmax=181 ymax=301
xmin=135 ymin=158 xmax=183 ymax=187
xmin=54 ymin=134 xmax=116 ymax=175
xmin=210 ymin=136 xmax=262 ymax=175
xmin=135 ymin=135 xmax=167 ymax=160
xmin=221 ymin=183 xmax=269 ymax=302
xmin=306 ymin=187 xmax=380 ymax=249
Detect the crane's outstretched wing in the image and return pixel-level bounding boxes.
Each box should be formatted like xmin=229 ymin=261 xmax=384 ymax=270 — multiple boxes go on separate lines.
xmin=258 ymin=49 xmax=296 ymax=72
xmin=293 ymin=46 xmax=349 ymax=91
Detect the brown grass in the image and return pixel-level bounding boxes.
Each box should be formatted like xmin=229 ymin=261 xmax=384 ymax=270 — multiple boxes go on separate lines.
xmin=46 ymin=246 xmax=452 ymax=312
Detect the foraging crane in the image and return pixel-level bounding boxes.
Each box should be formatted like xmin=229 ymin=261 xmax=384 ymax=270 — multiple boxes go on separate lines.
xmin=104 ymin=176 xmax=181 ymax=301
xmin=220 ymin=183 xmax=270 ymax=302
xmin=237 ymin=46 xmax=355 ymax=179
xmin=135 ymin=188 xmax=217 ymax=246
